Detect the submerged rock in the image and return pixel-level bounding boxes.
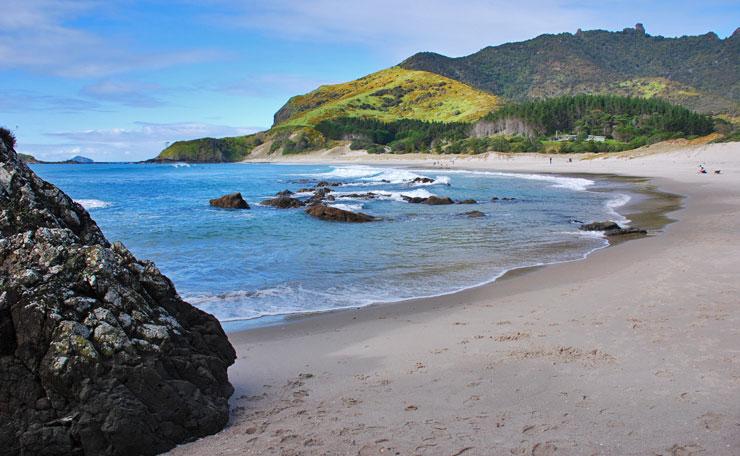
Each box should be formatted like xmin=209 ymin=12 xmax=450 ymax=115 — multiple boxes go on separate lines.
xmin=579 ymin=221 xmax=621 ymax=232
xmin=0 ymin=135 xmax=236 ymax=455
xmin=605 ymin=227 xmax=648 ymax=237
xmin=275 ymin=189 xmax=294 ymax=196
xmin=491 ymin=196 xmax=516 ymax=202
xmin=260 ymin=196 xmax=305 ymax=208
xmin=457 ymin=199 xmax=477 ymax=204
xmin=341 ymin=192 xmax=378 ymax=200
xmin=411 ymin=177 xmax=435 ymax=184
xmin=402 ymin=195 xmax=455 ymax=205
xmin=463 ymin=210 xmax=486 ymax=218
xmin=209 ymin=192 xmax=250 ymax=209
xmin=580 ymin=220 xmax=647 ymax=237
xmin=423 ymin=196 xmax=455 ymax=205
xmin=305 ymin=204 xmax=377 ymax=222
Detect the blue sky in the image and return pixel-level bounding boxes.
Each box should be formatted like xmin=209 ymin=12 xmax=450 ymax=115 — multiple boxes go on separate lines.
xmin=2 ymin=0 xmax=738 ymax=161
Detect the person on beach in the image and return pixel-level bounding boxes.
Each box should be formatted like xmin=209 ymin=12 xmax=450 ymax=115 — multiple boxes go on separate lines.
xmin=549 ymin=157 xmax=552 ymax=164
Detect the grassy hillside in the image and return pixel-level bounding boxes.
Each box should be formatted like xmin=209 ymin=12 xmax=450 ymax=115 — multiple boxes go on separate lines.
xmin=273 ymin=67 xmax=501 ymax=127
xmin=400 ymin=26 xmax=740 ymax=115
xmin=156 ymin=135 xmax=264 ymax=163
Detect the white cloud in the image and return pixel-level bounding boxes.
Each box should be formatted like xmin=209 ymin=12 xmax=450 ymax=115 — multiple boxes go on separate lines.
xmin=0 ymin=0 xmax=224 ymax=77
xmin=80 ymin=81 xmax=165 ymax=107
xmin=0 ymin=89 xmax=103 ymax=112
xmin=18 ymin=122 xmax=265 ymax=162
xmin=216 ymin=0 xmax=590 ymax=58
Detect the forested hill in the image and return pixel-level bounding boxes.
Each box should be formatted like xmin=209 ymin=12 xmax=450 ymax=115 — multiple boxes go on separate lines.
xmin=400 ymin=25 xmax=740 ymax=115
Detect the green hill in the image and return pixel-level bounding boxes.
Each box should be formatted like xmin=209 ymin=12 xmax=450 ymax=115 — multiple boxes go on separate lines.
xmin=155 ymin=135 xmax=265 ymax=163
xmin=155 ymin=26 xmax=739 ymax=162
xmin=273 ymin=67 xmax=501 ymax=127
xmin=400 ymin=25 xmax=740 ymax=115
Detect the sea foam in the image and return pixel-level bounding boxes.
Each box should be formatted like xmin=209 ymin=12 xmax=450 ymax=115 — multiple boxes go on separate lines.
xmin=76 ymin=199 xmax=112 ymax=209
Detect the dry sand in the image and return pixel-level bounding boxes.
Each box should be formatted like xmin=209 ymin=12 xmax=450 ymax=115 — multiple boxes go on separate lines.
xmin=169 ymin=142 xmax=740 ymax=455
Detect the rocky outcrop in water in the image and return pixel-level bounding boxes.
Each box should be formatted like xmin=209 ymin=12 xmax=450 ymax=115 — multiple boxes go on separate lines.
xmin=209 ymin=192 xmax=250 ymax=209
xmin=403 ymin=195 xmax=455 ymax=205
xmin=0 ymin=134 xmax=236 ymax=456
xmin=305 ymin=205 xmax=377 ymax=222
xmin=463 ymin=210 xmax=485 ymax=218
xmin=580 ymin=220 xmax=647 ymax=237
xmin=260 ymin=196 xmax=305 ymax=208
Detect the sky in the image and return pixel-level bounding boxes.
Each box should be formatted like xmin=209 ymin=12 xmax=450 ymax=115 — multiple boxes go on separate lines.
xmin=1 ymin=0 xmax=738 ymax=161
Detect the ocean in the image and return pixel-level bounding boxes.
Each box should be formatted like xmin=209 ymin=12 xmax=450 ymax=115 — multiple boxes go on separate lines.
xmin=31 ymin=162 xmax=629 ymax=327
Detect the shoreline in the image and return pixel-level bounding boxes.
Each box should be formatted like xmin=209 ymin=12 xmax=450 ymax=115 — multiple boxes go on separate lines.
xmin=220 ymin=172 xmax=678 ymax=333
xmin=169 ymin=142 xmax=740 ymax=455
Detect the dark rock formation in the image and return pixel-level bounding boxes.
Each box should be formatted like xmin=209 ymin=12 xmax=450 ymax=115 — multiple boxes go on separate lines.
xmin=341 ymin=192 xmax=378 ymax=200
xmin=305 ymin=205 xmax=377 ymax=222
xmin=306 ymin=188 xmax=333 ymax=206
xmin=315 ymin=181 xmax=340 ymax=188
xmin=463 ymin=210 xmax=485 ymax=218
xmin=260 ymin=196 xmax=305 ymax=209
xmin=491 ymin=197 xmax=516 ymax=202
xmin=424 ymin=196 xmax=455 ymax=205
xmin=579 ymin=221 xmax=621 ymax=232
xmin=457 ymin=199 xmax=477 ymax=204
xmin=209 ymin=192 xmax=250 ymax=209
xmin=411 ymin=177 xmax=434 ymax=184
xmin=579 ymin=220 xmax=647 ymax=237
xmin=275 ymin=189 xmax=293 ymax=196
xmin=402 ymin=195 xmax=454 ymax=205
xmin=0 ymin=137 xmax=236 ymax=455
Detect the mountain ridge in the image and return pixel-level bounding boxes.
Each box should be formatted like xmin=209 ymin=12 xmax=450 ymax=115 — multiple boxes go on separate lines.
xmin=400 ymin=25 xmax=739 ymax=115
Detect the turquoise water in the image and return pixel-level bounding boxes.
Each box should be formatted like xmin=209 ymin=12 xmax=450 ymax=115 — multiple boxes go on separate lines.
xmin=31 ymin=163 xmax=628 ymax=324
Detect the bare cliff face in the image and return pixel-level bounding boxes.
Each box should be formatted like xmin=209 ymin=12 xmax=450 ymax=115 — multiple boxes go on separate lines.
xmin=0 ymin=135 xmax=236 ymax=455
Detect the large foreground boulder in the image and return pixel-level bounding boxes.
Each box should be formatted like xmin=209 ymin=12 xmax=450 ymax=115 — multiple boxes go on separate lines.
xmin=0 ymin=134 xmax=236 ymax=455
xmin=209 ymin=192 xmax=249 ymax=209
xmin=305 ymin=204 xmax=377 ymax=222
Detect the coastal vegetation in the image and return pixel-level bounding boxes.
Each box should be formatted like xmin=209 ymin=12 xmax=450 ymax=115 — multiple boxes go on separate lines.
xmin=314 ymin=95 xmax=716 ymax=154
xmin=157 ymin=134 xmax=265 ymax=162
xmin=400 ymin=25 xmax=739 ymax=115
xmin=155 ymin=27 xmax=738 ymax=162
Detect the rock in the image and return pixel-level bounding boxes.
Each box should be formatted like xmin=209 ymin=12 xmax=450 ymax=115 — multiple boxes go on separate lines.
xmin=402 ymin=195 xmax=454 ymax=205
xmin=423 ymin=196 xmax=455 ymax=205
xmin=579 ymin=221 xmax=621 ymax=232
xmin=341 ymin=192 xmax=378 ymax=200
xmin=605 ymin=227 xmax=648 ymax=237
xmin=316 ymin=181 xmax=340 ymax=188
xmin=275 ymin=189 xmax=293 ymax=196
xmin=457 ymin=199 xmax=477 ymax=204
xmin=579 ymin=221 xmax=647 ymax=237
xmin=0 ymin=135 xmax=236 ymax=456
xmin=411 ymin=177 xmax=434 ymax=184
xmin=260 ymin=196 xmax=305 ymax=208
xmin=491 ymin=197 xmax=516 ymax=202
xmin=305 ymin=205 xmax=377 ymax=222
xmin=209 ymin=192 xmax=249 ymax=209
xmin=402 ymin=196 xmax=426 ymax=204
xmin=306 ymin=188 xmax=333 ymax=206
xmin=463 ymin=210 xmax=485 ymax=218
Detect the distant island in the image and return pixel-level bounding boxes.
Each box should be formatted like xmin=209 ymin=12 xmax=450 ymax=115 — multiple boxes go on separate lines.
xmin=18 ymin=154 xmax=96 ymax=164
xmin=155 ymin=25 xmax=739 ymax=163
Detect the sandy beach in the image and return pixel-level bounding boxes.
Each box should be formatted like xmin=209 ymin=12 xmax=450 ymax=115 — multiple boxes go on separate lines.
xmin=169 ymin=142 xmax=740 ymax=455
